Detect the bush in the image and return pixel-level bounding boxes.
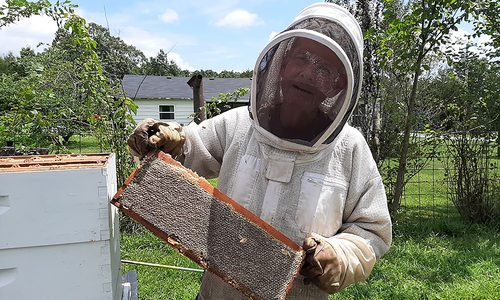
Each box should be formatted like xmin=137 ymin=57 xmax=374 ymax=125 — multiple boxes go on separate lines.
xmin=444 ymin=132 xmax=499 ymax=225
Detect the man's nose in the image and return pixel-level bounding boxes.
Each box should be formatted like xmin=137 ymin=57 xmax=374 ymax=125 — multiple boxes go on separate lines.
xmin=298 ymin=65 xmax=316 ymax=83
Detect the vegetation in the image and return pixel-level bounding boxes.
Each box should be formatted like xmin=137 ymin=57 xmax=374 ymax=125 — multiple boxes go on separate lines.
xmin=444 ymin=133 xmax=499 ymax=224
xmin=201 ymin=87 xmax=250 ymax=119
xmin=119 ymin=177 xmax=499 ymax=300
xmin=121 ymin=231 xmax=203 ymax=299
xmin=325 ymin=0 xmax=499 ymax=219
xmin=1 ymin=0 xmax=499 ymax=298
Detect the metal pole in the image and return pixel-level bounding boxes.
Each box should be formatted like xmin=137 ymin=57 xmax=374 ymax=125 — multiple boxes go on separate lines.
xmin=121 ymin=259 xmax=204 ymax=273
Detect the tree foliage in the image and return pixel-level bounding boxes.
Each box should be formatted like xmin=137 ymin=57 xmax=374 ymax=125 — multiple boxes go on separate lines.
xmin=53 ymin=22 xmax=147 ymax=80
xmin=375 ymin=0 xmax=499 ymax=214
xmin=0 ymin=0 xmax=137 ymax=186
xmin=204 ymin=87 xmax=249 ymax=119
xmin=88 ymin=23 xmax=147 ymax=80
xmin=0 ymin=52 xmax=27 ymax=76
xmin=0 ymin=0 xmax=75 ymax=28
xmin=191 ymin=69 xmax=252 ymax=78
xmin=141 ymin=49 xmax=190 ymax=77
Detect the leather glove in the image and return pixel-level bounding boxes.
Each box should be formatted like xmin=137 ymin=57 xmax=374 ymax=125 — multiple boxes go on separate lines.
xmin=127 ymin=118 xmax=185 ymax=159
xmin=300 ymin=233 xmax=343 ymax=294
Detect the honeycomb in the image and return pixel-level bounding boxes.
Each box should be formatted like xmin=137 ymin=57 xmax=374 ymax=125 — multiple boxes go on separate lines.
xmin=112 ymin=151 xmax=304 ymax=300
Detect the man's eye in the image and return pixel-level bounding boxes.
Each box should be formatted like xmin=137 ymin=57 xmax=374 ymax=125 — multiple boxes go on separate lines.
xmin=293 ymin=53 xmax=308 ymax=62
xmin=316 ymin=65 xmax=332 ymax=76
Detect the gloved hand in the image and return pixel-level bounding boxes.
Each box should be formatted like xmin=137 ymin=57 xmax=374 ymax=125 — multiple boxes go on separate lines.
xmin=300 ymin=233 xmax=343 ymax=294
xmin=127 ymin=118 xmax=185 ymax=159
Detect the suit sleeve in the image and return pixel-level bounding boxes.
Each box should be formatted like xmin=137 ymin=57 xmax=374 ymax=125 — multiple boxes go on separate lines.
xmin=181 ymin=108 xmax=245 ymax=178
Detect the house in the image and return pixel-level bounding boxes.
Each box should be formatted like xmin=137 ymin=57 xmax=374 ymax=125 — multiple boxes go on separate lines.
xmin=121 ymin=75 xmax=252 ymax=126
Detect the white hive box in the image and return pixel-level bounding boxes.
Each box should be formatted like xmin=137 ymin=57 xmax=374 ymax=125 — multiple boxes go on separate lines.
xmin=0 ymin=153 xmax=121 ymax=300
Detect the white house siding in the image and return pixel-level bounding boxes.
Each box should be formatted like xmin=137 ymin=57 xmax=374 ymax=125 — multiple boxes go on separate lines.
xmin=132 ymin=98 xmax=195 ymax=126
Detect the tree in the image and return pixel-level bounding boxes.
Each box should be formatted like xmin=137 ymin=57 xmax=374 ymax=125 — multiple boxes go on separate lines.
xmin=473 ymin=0 xmax=500 ymax=60
xmin=438 ymin=44 xmax=500 ymax=152
xmin=190 ymin=69 xmax=217 ymax=78
xmin=141 ymin=49 xmax=190 ymax=76
xmin=0 ymin=52 xmax=25 ymax=76
xmin=0 ymin=0 xmax=73 ymax=28
xmin=88 ymin=23 xmax=146 ymax=79
xmin=238 ymin=70 xmax=253 ymax=78
xmin=376 ymin=0 xmax=496 ymax=214
xmin=0 ymin=0 xmax=137 ymax=186
xmin=218 ymin=69 xmax=253 ymax=78
xmin=53 ymin=23 xmax=147 ymax=80
xmin=1 ymin=0 xmax=77 ymax=148
xmin=350 ymin=0 xmax=385 ymax=161
xmin=427 ymin=48 xmax=499 ymax=224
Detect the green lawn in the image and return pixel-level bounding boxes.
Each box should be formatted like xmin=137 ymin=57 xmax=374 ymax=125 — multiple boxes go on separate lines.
xmin=120 ymin=232 xmax=203 ymax=300
xmin=120 ymin=215 xmax=499 ymax=300
xmin=65 ymin=134 xmax=103 ymax=153
xmin=337 ymin=211 xmax=499 ymax=300
xmin=120 ymin=185 xmax=500 ymax=300
xmin=63 ymin=135 xmax=499 ymax=299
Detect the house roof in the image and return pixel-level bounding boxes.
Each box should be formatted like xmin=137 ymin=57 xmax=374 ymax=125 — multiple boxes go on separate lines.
xmin=122 ymin=75 xmax=252 ymax=101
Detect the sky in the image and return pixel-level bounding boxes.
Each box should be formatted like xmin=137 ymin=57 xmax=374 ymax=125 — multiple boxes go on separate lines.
xmin=0 ymin=0 xmax=326 ymax=72
xmin=0 ymin=0 xmax=491 ymax=72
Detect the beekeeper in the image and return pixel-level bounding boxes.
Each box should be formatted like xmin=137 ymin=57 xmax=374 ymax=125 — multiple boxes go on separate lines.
xmin=128 ymin=2 xmax=392 ymax=299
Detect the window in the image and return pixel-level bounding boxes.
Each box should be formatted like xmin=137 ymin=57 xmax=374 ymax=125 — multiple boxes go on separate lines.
xmin=159 ymin=105 xmax=174 ymax=120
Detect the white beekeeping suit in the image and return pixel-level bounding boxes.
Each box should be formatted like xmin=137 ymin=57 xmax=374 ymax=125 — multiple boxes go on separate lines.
xmin=180 ymin=3 xmax=392 ymax=299
xmin=128 ymin=2 xmax=392 ymax=300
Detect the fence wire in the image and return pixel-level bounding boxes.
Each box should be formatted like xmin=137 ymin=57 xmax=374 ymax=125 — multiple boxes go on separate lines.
xmin=398 ymin=132 xmax=499 ymax=225
xmin=2 ymin=130 xmax=498 ymax=226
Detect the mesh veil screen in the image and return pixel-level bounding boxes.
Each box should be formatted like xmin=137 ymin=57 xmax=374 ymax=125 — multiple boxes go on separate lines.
xmin=255 ymin=36 xmax=348 ymax=146
xmin=112 ymin=151 xmax=304 ymax=300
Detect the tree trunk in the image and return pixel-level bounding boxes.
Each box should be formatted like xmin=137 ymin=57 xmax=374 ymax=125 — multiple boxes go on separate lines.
xmin=391 ymin=66 xmax=421 ymax=213
xmin=371 ymin=100 xmax=381 ymax=163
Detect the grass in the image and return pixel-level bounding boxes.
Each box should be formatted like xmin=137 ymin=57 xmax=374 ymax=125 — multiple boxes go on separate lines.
xmin=65 ymin=135 xmax=499 ymax=299
xmin=65 ymin=134 xmax=103 ymax=153
xmin=120 ymin=232 xmax=202 ymax=300
xmin=120 ymin=212 xmax=500 ymax=300
xmin=338 ymin=210 xmax=499 ymax=300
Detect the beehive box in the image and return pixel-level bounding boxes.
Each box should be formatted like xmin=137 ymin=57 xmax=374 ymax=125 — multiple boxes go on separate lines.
xmin=112 ymin=151 xmax=304 ymax=300
xmin=0 ymin=154 xmax=121 ymax=300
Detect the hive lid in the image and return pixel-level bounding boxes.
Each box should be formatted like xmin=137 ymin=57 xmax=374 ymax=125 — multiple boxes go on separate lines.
xmin=0 ymin=153 xmax=113 ymax=172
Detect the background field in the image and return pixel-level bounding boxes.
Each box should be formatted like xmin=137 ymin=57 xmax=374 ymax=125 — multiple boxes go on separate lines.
xmin=119 ymin=181 xmax=500 ymax=300
xmin=64 ymin=136 xmax=499 ymax=299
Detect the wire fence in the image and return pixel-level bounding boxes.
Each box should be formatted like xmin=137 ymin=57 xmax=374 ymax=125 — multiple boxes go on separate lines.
xmin=2 ymin=130 xmax=498 ymax=225
xmin=396 ymin=132 xmax=499 ymax=225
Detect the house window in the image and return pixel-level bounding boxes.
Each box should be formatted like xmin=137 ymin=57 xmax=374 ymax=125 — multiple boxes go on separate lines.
xmin=159 ymin=105 xmax=174 ymax=120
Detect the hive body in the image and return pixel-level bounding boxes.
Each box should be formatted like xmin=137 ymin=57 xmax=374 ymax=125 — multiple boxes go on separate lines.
xmin=113 ymin=151 xmax=304 ymax=300
xmin=0 ymin=154 xmax=121 ymax=300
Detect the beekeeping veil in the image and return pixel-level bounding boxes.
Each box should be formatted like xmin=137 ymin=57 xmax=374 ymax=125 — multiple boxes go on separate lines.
xmin=250 ymin=3 xmax=363 ymax=151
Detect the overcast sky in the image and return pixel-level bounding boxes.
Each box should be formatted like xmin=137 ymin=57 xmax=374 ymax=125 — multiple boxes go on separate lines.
xmin=0 ymin=0 xmax=491 ymax=72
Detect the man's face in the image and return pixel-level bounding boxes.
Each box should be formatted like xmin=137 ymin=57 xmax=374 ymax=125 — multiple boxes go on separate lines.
xmin=278 ymin=37 xmax=347 ymax=129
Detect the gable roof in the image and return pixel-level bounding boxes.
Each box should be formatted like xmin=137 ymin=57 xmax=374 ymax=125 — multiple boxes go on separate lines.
xmin=122 ymin=75 xmax=252 ymax=101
